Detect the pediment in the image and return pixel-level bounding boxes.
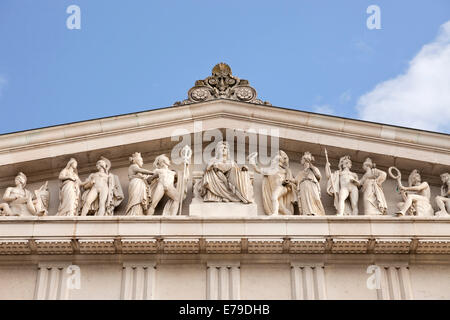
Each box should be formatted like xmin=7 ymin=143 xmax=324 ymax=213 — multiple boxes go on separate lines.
xmin=0 ymin=98 xmax=448 ymax=186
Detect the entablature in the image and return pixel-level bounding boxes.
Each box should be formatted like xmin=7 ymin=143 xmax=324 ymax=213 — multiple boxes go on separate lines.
xmin=0 ymin=216 xmax=449 ymax=255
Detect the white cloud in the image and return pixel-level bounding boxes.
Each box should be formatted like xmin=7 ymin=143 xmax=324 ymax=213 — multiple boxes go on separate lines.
xmin=339 ymin=90 xmax=351 ymax=104
xmin=355 ymin=40 xmax=374 ymax=55
xmin=312 ymin=104 xmax=334 ymax=115
xmin=356 ymin=21 xmax=450 ymax=133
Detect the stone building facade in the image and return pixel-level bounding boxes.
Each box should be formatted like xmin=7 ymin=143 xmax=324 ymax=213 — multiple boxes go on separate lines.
xmin=0 ymin=64 xmax=449 ymax=300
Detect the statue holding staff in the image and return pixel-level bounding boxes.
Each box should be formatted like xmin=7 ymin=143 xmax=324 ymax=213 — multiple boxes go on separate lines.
xmin=147 ymin=149 xmax=191 ymax=216
xmin=325 ymin=151 xmax=360 ymax=216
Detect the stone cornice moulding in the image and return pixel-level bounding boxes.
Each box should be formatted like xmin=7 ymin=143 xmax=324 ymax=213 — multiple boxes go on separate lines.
xmin=0 ymin=100 xmax=448 ymax=167
xmin=0 ymin=216 xmax=450 ymax=255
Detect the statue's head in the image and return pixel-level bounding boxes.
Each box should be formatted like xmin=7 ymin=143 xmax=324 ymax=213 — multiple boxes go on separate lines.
xmin=408 ymin=169 xmax=421 ymax=186
xmin=273 ymin=150 xmax=289 ymax=168
xmin=96 ymin=157 xmax=111 ymax=173
xmin=301 ymin=152 xmax=314 ymax=165
xmin=440 ymin=172 xmax=450 ymax=184
xmin=15 ymin=172 xmax=27 ymax=187
xmin=66 ymin=158 xmax=78 ymax=171
xmin=153 ymin=154 xmax=170 ymax=169
xmin=129 ymin=152 xmax=143 ymax=167
xmin=339 ymin=155 xmax=352 ymax=170
xmin=362 ymin=158 xmax=374 ymax=171
xmin=215 ymin=141 xmax=230 ymax=160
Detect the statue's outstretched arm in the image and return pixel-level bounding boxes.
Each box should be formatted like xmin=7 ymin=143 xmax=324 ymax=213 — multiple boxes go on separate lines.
xmin=2 ymin=188 xmax=15 ymax=202
xmin=80 ymin=175 xmax=94 ymax=189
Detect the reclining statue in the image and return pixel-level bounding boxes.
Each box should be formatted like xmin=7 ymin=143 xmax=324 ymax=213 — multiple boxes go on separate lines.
xmin=0 ymin=172 xmax=49 ymax=216
xmin=389 ymin=167 xmax=433 ymax=217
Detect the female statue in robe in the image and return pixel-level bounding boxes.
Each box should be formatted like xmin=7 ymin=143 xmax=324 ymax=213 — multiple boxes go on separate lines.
xmin=57 ymin=158 xmax=82 ymax=216
xmin=125 ymin=152 xmax=153 ymax=216
xmin=359 ymin=158 xmax=388 ymax=215
xmin=249 ymin=150 xmax=296 ymax=215
xmin=295 ymin=152 xmax=325 ymax=216
xmin=198 ymin=141 xmax=253 ymax=203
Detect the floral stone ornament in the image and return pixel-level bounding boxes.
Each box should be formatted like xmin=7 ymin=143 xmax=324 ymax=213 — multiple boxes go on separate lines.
xmin=174 ymin=63 xmax=271 ymax=106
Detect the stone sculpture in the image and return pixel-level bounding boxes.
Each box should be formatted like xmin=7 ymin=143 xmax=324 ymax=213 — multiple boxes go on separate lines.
xmin=56 ymin=158 xmax=82 ymax=216
xmin=174 ymin=62 xmax=270 ymax=106
xmin=198 ymin=141 xmax=253 ymax=204
xmin=359 ymin=158 xmax=388 ymax=215
xmin=388 ymin=167 xmax=433 ymax=217
xmin=325 ymin=151 xmax=360 ymax=216
xmin=435 ymin=172 xmax=450 ymax=216
xmin=147 ymin=148 xmax=191 ymax=216
xmin=249 ymin=150 xmax=296 ymax=215
xmin=0 ymin=172 xmax=49 ymax=216
xmin=80 ymin=157 xmax=124 ymax=216
xmin=295 ymin=152 xmax=325 ymax=216
xmin=125 ymin=152 xmax=154 ymax=216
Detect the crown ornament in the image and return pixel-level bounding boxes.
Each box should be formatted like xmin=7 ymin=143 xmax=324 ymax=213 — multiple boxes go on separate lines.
xmin=174 ymin=63 xmax=270 ymax=106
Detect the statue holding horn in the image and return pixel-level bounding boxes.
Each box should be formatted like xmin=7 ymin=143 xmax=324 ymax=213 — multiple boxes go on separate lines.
xmin=388 ymin=167 xmax=433 ymax=217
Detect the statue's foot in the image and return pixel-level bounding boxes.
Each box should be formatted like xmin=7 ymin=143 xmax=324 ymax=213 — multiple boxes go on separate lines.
xmin=435 ymin=210 xmax=450 ymax=217
xmin=394 ymin=211 xmax=404 ymax=217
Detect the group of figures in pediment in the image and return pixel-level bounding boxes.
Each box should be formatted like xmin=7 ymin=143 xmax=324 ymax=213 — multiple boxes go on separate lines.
xmin=0 ymin=142 xmax=449 ymax=218
xmin=194 ymin=142 xmax=450 ymax=218
xmin=0 ymin=157 xmax=125 ymax=217
xmin=0 ymin=145 xmax=192 ymax=218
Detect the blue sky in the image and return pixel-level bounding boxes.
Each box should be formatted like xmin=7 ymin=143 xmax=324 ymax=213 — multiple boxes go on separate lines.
xmin=0 ymin=0 xmax=449 ymax=134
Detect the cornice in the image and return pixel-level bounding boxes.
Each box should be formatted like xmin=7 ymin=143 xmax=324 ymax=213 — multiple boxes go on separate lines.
xmin=0 ymin=100 xmax=448 ymax=166
xmin=0 ymin=216 xmax=449 ymax=256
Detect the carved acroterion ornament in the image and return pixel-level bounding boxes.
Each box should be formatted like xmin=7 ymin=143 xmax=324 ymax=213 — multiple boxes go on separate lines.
xmin=174 ymin=63 xmax=270 ymax=106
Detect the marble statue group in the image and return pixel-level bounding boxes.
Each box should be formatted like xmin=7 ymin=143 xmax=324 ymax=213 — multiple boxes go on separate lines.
xmin=0 ymin=141 xmax=448 ymax=218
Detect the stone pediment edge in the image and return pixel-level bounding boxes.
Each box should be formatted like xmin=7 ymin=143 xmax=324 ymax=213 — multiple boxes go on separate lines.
xmin=0 ymin=100 xmax=448 ymax=154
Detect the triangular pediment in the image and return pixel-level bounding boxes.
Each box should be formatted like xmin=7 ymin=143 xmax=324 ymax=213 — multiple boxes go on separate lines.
xmin=0 ymin=98 xmax=448 ymax=186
